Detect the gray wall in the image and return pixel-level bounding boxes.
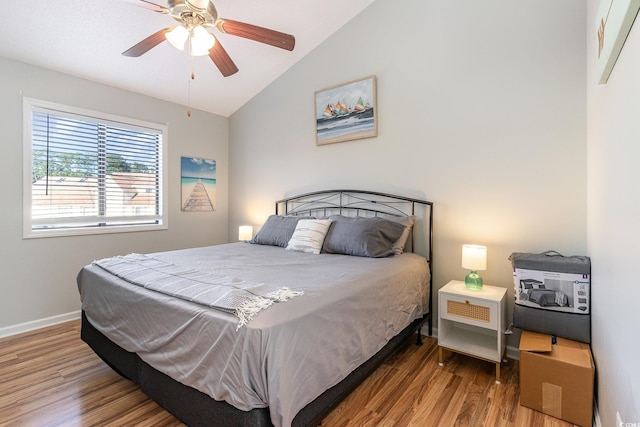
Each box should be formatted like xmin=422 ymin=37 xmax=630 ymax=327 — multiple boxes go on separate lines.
xmin=587 ymin=0 xmax=640 ymax=424
xmin=229 ymin=0 xmax=587 ymax=349
xmin=0 ymin=57 xmax=229 ymax=329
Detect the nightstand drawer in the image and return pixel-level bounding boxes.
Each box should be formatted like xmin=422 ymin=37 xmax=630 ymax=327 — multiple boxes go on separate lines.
xmin=440 ymin=293 xmax=498 ymax=330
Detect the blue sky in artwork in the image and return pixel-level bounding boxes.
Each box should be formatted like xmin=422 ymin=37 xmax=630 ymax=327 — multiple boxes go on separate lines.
xmin=181 ymin=156 xmax=216 ymax=179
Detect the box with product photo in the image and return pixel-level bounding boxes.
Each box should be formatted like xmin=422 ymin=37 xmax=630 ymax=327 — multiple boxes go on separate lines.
xmin=513 ymin=269 xmax=590 ymax=314
xmin=509 ymin=251 xmax=591 ymax=343
xmin=519 ymin=330 xmax=594 ymax=427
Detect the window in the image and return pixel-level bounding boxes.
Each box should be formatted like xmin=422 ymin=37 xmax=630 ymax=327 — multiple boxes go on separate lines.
xmin=23 ymin=98 xmax=168 ymax=238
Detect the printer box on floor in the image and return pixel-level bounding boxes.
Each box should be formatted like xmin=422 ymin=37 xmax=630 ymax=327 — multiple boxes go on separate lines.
xmin=519 ymin=330 xmax=594 ymax=427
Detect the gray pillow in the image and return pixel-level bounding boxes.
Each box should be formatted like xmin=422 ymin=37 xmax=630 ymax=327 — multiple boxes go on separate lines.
xmin=250 ymin=215 xmax=311 ymax=247
xmin=322 ymin=215 xmax=406 ymax=258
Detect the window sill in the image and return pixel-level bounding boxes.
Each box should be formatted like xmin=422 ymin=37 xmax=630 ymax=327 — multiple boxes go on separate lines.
xmin=23 ymin=223 xmax=168 ymax=239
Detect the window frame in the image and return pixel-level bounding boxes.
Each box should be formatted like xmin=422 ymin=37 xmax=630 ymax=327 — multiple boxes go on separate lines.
xmin=23 ymin=97 xmax=169 ymax=239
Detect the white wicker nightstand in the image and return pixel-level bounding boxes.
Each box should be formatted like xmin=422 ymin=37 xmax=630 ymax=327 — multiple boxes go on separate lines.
xmin=438 ymin=280 xmax=507 ymax=383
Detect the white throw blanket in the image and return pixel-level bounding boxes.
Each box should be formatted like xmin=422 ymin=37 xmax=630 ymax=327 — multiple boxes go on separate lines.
xmin=94 ymin=253 xmax=303 ymax=328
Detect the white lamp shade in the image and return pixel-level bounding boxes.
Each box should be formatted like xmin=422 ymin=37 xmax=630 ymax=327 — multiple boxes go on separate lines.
xmin=238 ymin=225 xmax=253 ymax=241
xmin=166 ymin=26 xmax=189 ymax=51
xmin=462 ymin=245 xmax=487 ymax=271
xmin=190 ymin=26 xmax=215 ymax=56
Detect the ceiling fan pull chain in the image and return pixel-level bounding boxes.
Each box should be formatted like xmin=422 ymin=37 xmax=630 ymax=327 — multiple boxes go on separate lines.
xmin=187 ymin=44 xmax=194 ymax=117
xmin=187 ymin=76 xmax=192 ymax=118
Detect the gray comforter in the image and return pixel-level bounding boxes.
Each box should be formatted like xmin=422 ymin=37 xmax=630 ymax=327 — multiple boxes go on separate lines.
xmin=78 ymin=242 xmax=430 ymax=427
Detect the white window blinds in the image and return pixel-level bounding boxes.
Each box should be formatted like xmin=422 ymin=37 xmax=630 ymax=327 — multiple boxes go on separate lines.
xmin=24 ymin=100 xmax=167 ymax=237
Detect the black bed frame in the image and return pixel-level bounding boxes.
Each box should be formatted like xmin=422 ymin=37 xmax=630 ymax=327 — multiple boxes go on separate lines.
xmin=81 ymin=189 xmax=433 ymax=427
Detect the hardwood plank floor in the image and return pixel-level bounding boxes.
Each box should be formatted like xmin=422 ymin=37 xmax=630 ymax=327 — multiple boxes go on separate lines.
xmin=0 ymin=320 xmax=579 ymax=426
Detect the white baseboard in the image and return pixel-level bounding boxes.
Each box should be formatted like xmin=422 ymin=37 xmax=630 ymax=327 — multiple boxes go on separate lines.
xmin=0 ymin=310 xmax=81 ymax=339
xmin=506 ymin=345 xmax=519 ymax=361
xmin=425 ymin=325 xmax=438 ymax=338
xmin=592 ymin=399 xmax=602 ymax=427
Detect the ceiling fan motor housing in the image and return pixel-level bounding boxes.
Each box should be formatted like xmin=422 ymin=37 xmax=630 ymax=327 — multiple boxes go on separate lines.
xmin=168 ymin=0 xmax=217 ymax=26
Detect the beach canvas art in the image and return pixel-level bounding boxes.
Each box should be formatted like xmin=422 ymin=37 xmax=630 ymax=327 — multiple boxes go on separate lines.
xmin=315 ymin=75 xmax=377 ymax=145
xmin=181 ymin=156 xmax=216 ymax=212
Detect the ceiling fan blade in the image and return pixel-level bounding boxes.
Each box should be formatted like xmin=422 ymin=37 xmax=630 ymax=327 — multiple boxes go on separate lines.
xmin=122 ymin=28 xmax=170 ymax=57
xmin=208 ymin=36 xmax=239 ymax=77
xmin=215 ymin=18 xmax=295 ymax=51
xmin=136 ymin=0 xmax=170 ymax=13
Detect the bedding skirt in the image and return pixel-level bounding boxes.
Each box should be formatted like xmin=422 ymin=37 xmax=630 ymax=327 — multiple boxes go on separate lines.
xmin=81 ymin=311 xmax=425 ymax=427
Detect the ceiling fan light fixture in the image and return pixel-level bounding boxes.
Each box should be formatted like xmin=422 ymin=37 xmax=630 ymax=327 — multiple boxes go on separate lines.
xmin=124 ymin=0 xmax=295 ymax=77
xmin=190 ymin=25 xmax=215 ymax=56
xmin=166 ymin=25 xmax=189 ymax=50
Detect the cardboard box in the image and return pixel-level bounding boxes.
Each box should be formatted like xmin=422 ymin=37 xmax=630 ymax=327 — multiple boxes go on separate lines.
xmin=519 ymin=330 xmax=594 ymax=427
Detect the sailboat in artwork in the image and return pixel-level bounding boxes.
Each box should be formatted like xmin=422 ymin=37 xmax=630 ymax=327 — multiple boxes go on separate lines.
xmin=317 ymin=97 xmax=373 ymax=123
xmin=323 ymin=104 xmax=335 ymax=118
xmin=353 ymin=97 xmax=368 ymax=112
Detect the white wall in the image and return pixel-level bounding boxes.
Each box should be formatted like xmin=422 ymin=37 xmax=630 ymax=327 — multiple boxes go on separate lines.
xmin=0 ymin=57 xmax=229 ymax=329
xmin=587 ymin=0 xmax=640 ymax=424
xmin=229 ymin=0 xmax=587 ymax=347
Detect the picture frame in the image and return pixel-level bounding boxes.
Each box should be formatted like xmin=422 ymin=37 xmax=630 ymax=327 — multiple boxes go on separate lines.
xmin=596 ymin=0 xmax=640 ymax=84
xmin=314 ymin=75 xmax=377 ymax=145
xmin=181 ymin=156 xmax=216 ymax=212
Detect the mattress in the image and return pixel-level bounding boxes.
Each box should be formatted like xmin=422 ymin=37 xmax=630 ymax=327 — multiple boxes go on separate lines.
xmin=77 ymin=242 xmax=430 ymax=427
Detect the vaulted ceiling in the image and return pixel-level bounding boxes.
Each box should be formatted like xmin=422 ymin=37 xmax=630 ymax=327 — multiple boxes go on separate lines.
xmin=0 ymin=0 xmax=374 ymax=117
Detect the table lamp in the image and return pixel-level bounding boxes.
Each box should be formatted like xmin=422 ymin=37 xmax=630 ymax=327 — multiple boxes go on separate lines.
xmin=238 ymin=225 xmax=253 ymax=241
xmin=462 ymin=244 xmax=487 ymax=290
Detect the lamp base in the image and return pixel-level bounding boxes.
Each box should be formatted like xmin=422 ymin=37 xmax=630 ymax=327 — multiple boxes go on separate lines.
xmin=465 ymin=271 xmax=483 ymax=291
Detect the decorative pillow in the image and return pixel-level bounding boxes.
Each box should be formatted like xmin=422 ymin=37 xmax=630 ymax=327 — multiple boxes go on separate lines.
xmin=388 ymin=215 xmax=416 ymax=254
xmin=521 ymin=280 xmax=541 ymax=290
xmin=285 ymin=219 xmax=332 ymax=255
xmin=250 ymin=215 xmax=311 ymax=248
xmin=322 ymin=216 xmax=406 ymax=258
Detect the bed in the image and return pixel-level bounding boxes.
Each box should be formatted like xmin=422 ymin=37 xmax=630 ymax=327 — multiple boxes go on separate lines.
xmin=78 ymin=189 xmax=433 ymax=427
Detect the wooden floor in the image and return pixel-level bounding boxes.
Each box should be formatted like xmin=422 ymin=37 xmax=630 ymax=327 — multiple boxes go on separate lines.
xmin=0 ymin=320 xmax=578 ymax=427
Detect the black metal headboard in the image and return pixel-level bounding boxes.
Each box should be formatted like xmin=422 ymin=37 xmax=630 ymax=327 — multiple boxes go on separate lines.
xmin=275 ymin=189 xmax=434 ymax=336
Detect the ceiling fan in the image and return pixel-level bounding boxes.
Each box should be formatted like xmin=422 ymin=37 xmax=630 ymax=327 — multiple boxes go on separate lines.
xmin=123 ymin=0 xmax=296 ymax=77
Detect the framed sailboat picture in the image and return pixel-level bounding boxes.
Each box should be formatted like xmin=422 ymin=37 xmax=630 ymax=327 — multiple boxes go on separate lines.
xmin=314 ymin=75 xmax=377 ymax=145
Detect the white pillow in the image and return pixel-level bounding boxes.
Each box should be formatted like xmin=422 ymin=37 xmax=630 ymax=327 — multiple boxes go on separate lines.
xmin=390 ymin=215 xmax=416 ymax=255
xmin=286 ymin=219 xmax=332 ymax=255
